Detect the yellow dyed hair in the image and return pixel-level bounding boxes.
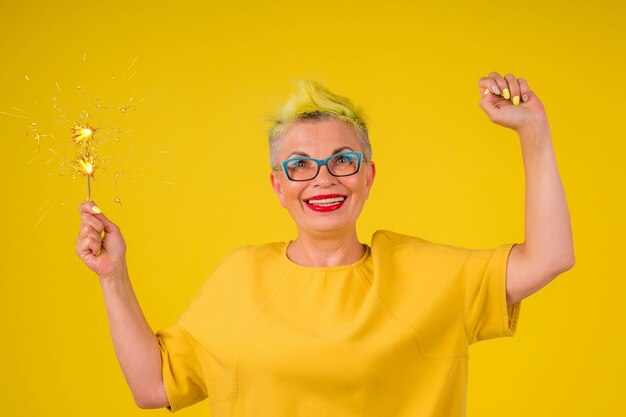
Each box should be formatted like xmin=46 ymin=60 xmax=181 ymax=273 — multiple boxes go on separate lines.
xmin=267 ymin=80 xmax=371 ymax=169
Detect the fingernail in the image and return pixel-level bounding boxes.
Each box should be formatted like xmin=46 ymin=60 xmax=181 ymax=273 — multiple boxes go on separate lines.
xmin=503 ymin=88 xmax=511 ymax=100
xmin=92 ymin=205 xmax=102 ymax=214
xmin=483 ymin=88 xmax=490 ymax=96
xmin=513 ymin=95 xmax=520 ymax=106
xmin=522 ymin=94 xmax=529 ymax=102
xmin=492 ymin=85 xmax=500 ymax=94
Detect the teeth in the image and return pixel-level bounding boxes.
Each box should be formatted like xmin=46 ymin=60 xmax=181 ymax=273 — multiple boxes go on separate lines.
xmin=307 ymin=197 xmax=345 ymax=205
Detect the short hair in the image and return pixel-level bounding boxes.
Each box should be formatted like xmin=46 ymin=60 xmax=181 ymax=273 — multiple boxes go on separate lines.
xmin=266 ymin=80 xmax=371 ymax=169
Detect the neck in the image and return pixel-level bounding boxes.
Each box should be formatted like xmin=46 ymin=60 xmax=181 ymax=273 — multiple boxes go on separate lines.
xmin=287 ymin=229 xmax=365 ymax=268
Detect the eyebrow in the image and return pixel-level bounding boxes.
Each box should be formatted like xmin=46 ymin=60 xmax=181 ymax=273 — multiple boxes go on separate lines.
xmin=287 ymin=146 xmax=354 ymax=159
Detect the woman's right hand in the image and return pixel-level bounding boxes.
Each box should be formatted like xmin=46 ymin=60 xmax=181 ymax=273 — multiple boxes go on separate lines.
xmin=76 ymin=201 xmax=127 ymax=281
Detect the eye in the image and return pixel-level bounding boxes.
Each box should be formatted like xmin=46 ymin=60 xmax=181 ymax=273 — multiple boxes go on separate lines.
xmin=333 ymin=153 xmax=355 ymax=165
xmin=286 ymin=158 xmax=312 ymax=169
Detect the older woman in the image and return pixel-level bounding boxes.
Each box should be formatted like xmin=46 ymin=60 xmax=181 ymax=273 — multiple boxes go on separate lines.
xmin=76 ymin=72 xmax=574 ymax=416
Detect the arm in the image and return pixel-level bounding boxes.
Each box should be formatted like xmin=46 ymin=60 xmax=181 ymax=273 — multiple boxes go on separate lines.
xmin=478 ymin=73 xmax=575 ymax=305
xmin=76 ymin=201 xmax=169 ymax=409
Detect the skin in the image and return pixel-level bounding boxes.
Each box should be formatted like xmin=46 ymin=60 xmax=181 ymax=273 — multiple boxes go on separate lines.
xmin=75 ymin=71 xmax=574 ymax=409
xmin=270 ymin=119 xmax=375 ymax=267
xmin=477 ymin=72 xmax=575 ymax=304
xmin=75 ymin=203 xmax=168 ymax=409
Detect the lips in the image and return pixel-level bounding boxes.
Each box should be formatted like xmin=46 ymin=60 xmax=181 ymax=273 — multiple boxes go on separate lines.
xmin=304 ymin=194 xmax=347 ymax=212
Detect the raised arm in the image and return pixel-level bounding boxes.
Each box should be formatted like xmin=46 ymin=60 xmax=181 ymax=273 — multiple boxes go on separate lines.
xmin=76 ymin=201 xmax=169 ymax=409
xmin=478 ymin=72 xmax=575 ymax=305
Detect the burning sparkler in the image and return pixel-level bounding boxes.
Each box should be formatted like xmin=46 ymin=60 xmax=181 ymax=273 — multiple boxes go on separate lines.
xmin=3 ymin=55 xmax=172 ymax=225
xmin=71 ymin=119 xmax=98 ymax=201
xmin=74 ymin=152 xmax=97 ymax=201
xmin=71 ymin=122 xmax=96 ymax=145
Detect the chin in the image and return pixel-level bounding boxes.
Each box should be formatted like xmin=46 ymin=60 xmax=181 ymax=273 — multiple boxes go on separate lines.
xmin=299 ymin=218 xmax=355 ymax=236
xmin=287 ymin=204 xmax=362 ymax=236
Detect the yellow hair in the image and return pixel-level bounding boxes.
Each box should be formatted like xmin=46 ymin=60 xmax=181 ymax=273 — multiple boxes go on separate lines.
xmin=267 ymin=80 xmax=372 ymax=169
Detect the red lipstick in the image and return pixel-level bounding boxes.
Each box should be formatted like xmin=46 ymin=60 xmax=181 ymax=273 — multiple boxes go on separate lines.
xmin=304 ymin=194 xmax=347 ymax=212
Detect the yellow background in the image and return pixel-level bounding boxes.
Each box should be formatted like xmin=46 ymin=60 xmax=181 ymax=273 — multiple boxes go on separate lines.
xmin=1 ymin=1 xmax=624 ymax=416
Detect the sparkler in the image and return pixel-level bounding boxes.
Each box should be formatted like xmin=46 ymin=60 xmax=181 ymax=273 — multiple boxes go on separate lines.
xmin=19 ymin=57 xmax=141 ymax=209
xmin=74 ymin=150 xmax=97 ymax=201
xmin=71 ymin=122 xmax=96 ymax=145
xmin=71 ymin=120 xmax=98 ymax=201
xmin=3 ymin=55 xmax=172 ymax=225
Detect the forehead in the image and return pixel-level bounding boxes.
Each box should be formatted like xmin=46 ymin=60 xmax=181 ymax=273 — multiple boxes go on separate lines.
xmin=278 ymin=119 xmax=361 ymax=157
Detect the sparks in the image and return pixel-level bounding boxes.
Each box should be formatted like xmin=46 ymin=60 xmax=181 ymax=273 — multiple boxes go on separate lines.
xmin=71 ymin=122 xmax=96 ymax=145
xmin=75 ymin=152 xmax=97 ymax=201
xmin=17 ymin=55 xmax=152 ymax=220
xmin=75 ymin=154 xmax=96 ymax=177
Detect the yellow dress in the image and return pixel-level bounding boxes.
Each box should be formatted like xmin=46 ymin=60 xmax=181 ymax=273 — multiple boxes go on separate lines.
xmin=157 ymin=230 xmax=521 ymax=416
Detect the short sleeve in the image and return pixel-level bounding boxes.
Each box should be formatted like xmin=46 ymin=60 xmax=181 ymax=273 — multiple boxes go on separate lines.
xmin=157 ymin=322 xmax=207 ymax=412
xmin=464 ymin=243 xmax=521 ymax=344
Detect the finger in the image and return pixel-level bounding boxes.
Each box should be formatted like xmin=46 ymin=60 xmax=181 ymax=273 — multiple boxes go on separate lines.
xmin=80 ymin=213 xmax=104 ymax=235
xmin=478 ymin=77 xmax=499 ymax=96
xmin=78 ymin=201 xmax=118 ymax=234
xmin=96 ymin=211 xmax=119 ymax=235
xmin=504 ymin=73 xmax=521 ymax=105
xmin=88 ymin=232 xmax=102 ymax=255
xmin=76 ymin=235 xmax=95 ymax=260
xmin=479 ymin=74 xmax=502 ymax=96
xmin=478 ymin=98 xmax=497 ymax=123
xmin=79 ymin=223 xmax=103 ymax=246
xmin=77 ymin=229 xmax=102 ymax=258
xmin=487 ymin=71 xmax=507 ymax=96
xmin=518 ymin=77 xmax=532 ymax=103
xmin=78 ymin=200 xmax=103 ymax=216
xmin=79 ymin=222 xmax=97 ymax=239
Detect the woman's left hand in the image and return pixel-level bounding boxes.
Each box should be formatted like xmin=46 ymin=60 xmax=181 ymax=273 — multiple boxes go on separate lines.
xmin=478 ymin=72 xmax=549 ymax=136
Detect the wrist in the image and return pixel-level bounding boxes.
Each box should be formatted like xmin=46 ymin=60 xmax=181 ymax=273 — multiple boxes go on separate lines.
xmin=516 ymin=116 xmax=550 ymax=139
xmin=517 ymin=118 xmax=552 ymax=150
xmin=99 ymin=263 xmax=129 ymax=287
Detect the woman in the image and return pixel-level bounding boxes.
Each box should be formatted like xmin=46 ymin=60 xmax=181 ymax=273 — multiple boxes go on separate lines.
xmin=76 ymin=72 xmax=574 ymax=416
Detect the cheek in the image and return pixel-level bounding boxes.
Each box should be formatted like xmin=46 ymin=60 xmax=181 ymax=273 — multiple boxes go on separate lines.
xmin=348 ymin=175 xmax=369 ymax=196
xmin=283 ymin=183 xmax=306 ymax=205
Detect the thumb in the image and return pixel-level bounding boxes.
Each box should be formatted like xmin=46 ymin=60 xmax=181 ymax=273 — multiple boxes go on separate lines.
xmin=478 ymin=95 xmax=494 ymax=117
xmin=94 ymin=210 xmax=119 ymax=234
xmin=478 ymin=93 xmax=507 ymax=121
xmin=78 ymin=201 xmax=119 ymax=234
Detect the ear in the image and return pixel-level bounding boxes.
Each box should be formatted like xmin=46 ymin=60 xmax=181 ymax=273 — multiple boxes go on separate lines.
xmin=365 ymin=161 xmax=376 ymax=191
xmin=270 ymin=171 xmax=287 ymax=208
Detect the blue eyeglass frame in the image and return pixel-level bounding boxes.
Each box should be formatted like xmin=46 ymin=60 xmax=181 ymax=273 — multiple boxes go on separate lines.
xmin=280 ymin=151 xmax=363 ymax=181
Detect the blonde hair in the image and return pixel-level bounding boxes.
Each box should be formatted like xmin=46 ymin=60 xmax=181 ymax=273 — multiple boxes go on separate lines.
xmin=266 ymin=80 xmax=371 ymax=169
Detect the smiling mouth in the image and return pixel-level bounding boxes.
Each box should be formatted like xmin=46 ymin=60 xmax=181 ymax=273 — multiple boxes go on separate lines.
xmin=304 ymin=195 xmax=347 ymax=212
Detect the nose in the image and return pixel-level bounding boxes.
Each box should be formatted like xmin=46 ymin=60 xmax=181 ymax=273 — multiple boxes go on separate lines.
xmin=313 ymin=164 xmax=337 ymax=187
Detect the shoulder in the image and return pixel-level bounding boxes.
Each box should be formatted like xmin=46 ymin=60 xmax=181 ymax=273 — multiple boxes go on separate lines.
xmin=217 ymin=241 xmax=284 ymax=268
xmin=369 ymin=230 xmax=473 ymax=273
xmin=371 ymin=230 xmax=469 ymax=258
xmin=370 ymin=230 xmax=514 ymax=277
xmin=178 ymin=241 xmax=285 ymax=323
xmin=221 ymin=242 xmax=285 ymax=263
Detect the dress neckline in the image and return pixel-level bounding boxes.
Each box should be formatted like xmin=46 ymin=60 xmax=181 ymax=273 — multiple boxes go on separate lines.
xmin=281 ymin=241 xmax=371 ymax=272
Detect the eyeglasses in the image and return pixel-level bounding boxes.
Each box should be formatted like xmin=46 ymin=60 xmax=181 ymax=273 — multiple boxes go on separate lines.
xmin=279 ymin=151 xmax=363 ymax=181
